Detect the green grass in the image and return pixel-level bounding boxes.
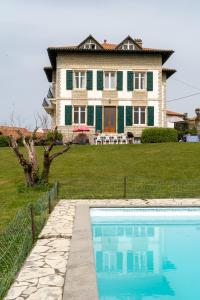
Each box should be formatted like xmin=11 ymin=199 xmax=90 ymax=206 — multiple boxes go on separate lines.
xmin=1 ymin=143 xmax=200 ymax=230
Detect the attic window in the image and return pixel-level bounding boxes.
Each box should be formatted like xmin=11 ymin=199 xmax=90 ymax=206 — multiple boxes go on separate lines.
xmin=84 ymin=39 xmax=97 ymax=49
xmin=122 ymin=41 xmax=135 ymax=50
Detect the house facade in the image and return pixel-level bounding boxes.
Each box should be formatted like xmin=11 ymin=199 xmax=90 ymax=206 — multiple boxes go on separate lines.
xmin=166 ymin=110 xmax=185 ymax=128
xmin=43 ymin=35 xmax=176 ymax=142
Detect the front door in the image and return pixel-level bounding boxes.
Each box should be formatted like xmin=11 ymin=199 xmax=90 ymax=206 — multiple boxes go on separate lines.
xmin=104 ymin=106 xmax=116 ymax=133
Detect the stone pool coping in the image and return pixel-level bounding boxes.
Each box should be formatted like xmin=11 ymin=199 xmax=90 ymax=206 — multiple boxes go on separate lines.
xmin=5 ymin=198 xmax=200 ymax=300
xmin=63 ymin=204 xmax=98 ymax=300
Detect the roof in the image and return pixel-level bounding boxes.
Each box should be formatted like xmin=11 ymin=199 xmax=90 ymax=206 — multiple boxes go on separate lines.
xmin=101 ymin=42 xmax=117 ymax=49
xmin=0 ymin=126 xmax=47 ymax=139
xmin=0 ymin=126 xmax=31 ymax=138
xmin=162 ymin=68 xmax=176 ymax=79
xmin=44 ymin=66 xmax=52 ymax=82
xmin=166 ymin=110 xmax=185 ymax=117
xmin=46 ymin=35 xmax=174 ymax=68
xmin=47 ymin=47 xmax=174 ymax=67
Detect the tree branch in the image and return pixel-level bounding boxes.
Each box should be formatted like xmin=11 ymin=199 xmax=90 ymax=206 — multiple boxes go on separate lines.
xmin=49 ymin=144 xmax=71 ymax=162
xmin=9 ymin=136 xmax=31 ymax=168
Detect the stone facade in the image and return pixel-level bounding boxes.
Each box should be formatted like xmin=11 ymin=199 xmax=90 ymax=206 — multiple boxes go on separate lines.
xmin=43 ymin=36 xmax=175 ymax=142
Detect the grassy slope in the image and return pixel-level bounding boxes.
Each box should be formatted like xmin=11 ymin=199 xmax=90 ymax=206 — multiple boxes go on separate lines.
xmin=1 ymin=143 xmax=200 ymax=229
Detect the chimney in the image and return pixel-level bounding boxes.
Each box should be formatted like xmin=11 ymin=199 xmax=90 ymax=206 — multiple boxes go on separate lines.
xmin=104 ymin=39 xmax=107 ymax=43
xmin=135 ymin=38 xmax=143 ymax=49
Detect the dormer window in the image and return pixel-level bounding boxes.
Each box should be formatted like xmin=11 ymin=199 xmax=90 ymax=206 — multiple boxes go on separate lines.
xmin=84 ymin=39 xmax=97 ymax=49
xmin=122 ymin=41 xmax=135 ymax=50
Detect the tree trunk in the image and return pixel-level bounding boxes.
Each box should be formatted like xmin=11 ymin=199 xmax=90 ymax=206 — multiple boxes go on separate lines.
xmin=24 ymin=168 xmax=34 ymax=187
xmin=41 ymin=153 xmax=51 ymax=183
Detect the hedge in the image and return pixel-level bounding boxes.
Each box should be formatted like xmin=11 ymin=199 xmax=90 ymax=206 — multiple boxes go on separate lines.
xmin=0 ymin=135 xmax=10 ymax=147
xmin=141 ymin=128 xmax=178 ymax=143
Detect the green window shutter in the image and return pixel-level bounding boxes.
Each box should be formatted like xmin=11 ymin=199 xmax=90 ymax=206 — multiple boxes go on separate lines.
xmin=66 ymin=70 xmax=73 ymax=90
xmin=127 ymin=71 xmax=134 ymax=91
xmin=117 ymin=71 xmax=123 ymax=91
xmin=97 ymin=71 xmax=103 ymax=90
xmin=126 ymin=106 xmax=133 ymax=126
xmin=118 ymin=106 xmax=124 ymax=133
xmin=87 ymin=70 xmax=93 ymax=90
xmin=147 ymin=72 xmax=153 ymax=91
xmin=147 ymin=106 xmax=154 ymax=126
xmin=95 ymin=106 xmax=102 ymax=131
xmin=65 ymin=105 xmax=72 ymax=125
xmin=87 ymin=106 xmax=94 ymax=126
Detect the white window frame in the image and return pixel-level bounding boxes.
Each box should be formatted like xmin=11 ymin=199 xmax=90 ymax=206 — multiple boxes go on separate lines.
xmin=133 ymin=106 xmax=146 ymax=125
xmin=104 ymin=71 xmax=116 ymax=90
xmin=134 ymin=72 xmax=146 ymax=91
xmin=122 ymin=40 xmax=135 ymax=50
xmin=73 ymin=105 xmax=86 ymax=124
xmin=84 ymin=39 xmax=97 ymax=49
xmin=74 ymin=71 xmax=86 ymax=89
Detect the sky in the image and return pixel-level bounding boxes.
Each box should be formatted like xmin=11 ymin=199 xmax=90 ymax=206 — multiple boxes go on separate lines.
xmin=0 ymin=0 xmax=200 ymax=127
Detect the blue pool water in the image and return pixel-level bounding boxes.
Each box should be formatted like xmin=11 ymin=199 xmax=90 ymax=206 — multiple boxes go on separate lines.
xmin=91 ymin=208 xmax=200 ymax=300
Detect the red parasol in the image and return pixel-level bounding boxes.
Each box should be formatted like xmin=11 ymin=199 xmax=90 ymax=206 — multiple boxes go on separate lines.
xmin=73 ymin=125 xmax=90 ymax=132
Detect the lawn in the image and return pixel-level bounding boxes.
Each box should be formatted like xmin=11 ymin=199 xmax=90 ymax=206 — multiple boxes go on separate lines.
xmin=1 ymin=143 xmax=200 ymax=230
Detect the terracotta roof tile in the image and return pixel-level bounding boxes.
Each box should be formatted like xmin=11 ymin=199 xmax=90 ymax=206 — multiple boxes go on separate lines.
xmin=166 ymin=110 xmax=185 ymax=117
xmin=0 ymin=126 xmax=47 ymax=139
xmin=101 ymin=43 xmax=117 ymax=49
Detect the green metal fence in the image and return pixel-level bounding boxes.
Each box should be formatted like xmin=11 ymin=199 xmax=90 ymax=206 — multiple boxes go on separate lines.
xmin=60 ymin=177 xmax=200 ymax=199
xmin=0 ymin=182 xmax=59 ymax=300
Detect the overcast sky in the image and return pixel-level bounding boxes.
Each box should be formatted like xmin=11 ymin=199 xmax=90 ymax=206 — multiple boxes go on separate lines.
xmin=0 ymin=0 xmax=200 ymax=127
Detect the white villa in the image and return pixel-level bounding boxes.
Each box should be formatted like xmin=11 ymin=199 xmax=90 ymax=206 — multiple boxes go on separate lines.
xmin=43 ymin=35 xmax=176 ymax=142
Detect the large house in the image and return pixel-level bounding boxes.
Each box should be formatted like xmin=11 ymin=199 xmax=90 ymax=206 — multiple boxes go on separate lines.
xmin=43 ymin=35 xmax=176 ymax=142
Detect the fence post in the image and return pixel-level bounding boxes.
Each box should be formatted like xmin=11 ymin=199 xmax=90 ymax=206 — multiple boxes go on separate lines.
xmin=30 ymin=204 xmax=35 ymax=244
xmin=48 ymin=194 xmax=51 ymax=214
xmin=56 ymin=181 xmax=60 ymax=198
xmin=123 ymin=176 xmax=127 ymax=198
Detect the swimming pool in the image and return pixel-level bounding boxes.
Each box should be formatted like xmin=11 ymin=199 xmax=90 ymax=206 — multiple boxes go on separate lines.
xmin=91 ymin=208 xmax=200 ymax=300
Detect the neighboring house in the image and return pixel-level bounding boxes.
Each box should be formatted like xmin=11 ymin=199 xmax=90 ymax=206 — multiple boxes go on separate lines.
xmin=166 ymin=110 xmax=185 ymax=128
xmin=0 ymin=126 xmax=46 ymax=139
xmin=43 ymin=35 xmax=176 ymax=142
xmin=0 ymin=126 xmax=31 ymax=139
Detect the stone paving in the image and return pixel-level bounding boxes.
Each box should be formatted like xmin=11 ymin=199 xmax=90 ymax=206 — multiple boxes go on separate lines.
xmin=5 ymin=201 xmax=75 ymax=300
xmin=5 ymin=198 xmax=200 ymax=300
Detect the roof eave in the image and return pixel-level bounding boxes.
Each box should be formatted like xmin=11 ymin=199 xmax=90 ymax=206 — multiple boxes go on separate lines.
xmin=162 ymin=68 xmax=176 ymax=79
xmin=44 ymin=66 xmax=52 ymax=82
xmin=47 ymin=48 xmax=175 ymax=67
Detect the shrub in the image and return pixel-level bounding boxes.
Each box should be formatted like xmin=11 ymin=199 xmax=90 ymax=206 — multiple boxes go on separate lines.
xmin=141 ymin=128 xmax=178 ymax=143
xmin=0 ymin=135 xmax=10 ymax=147
xmin=46 ymin=131 xmax=63 ymax=143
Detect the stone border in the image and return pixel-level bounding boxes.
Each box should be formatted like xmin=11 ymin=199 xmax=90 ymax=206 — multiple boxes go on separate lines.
xmin=4 ymin=201 xmax=75 ymax=300
xmin=63 ymin=204 xmax=98 ymax=300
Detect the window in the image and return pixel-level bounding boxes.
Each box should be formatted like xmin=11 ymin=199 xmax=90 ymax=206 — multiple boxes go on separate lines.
xmin=134 ymin=107 xmax=146 ymax=125
xmin=84 ymin=39 xmax=97 ymax=49
xmin=122 ymin=41 xmax=134 ymax=50
xmin=73 ymin=106 xmax=86 ymax=124
xmin=74 ymin=71 xmax=86 ymax=89
xmin=135 ymin=72 xmax=146 ymax=90
xmin=104 ymin=71 xmax=116 ymax=89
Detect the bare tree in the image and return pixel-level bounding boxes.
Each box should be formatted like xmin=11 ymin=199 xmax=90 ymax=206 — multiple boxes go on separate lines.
xmin=9 ymin=126 xmax=71 ymax=187
xmin=41 ymin=127 xmax=71 ymax=183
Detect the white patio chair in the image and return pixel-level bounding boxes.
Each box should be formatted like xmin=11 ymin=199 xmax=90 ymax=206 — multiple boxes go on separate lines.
xmin=121 ymin=135 xmax=127 ymax=144
xmin=113 ymin=136 xmax=118 ymax=144
xmin=96 ymin=136 xmax=101 ymax=145
xmin=100 ymin=135 xmax=106 ymax=144
xmin=109 ymin=136 xmax=114 ymax=144
xmin=105 ymin=136 xmax=110 ymax=144
xmin=117 ymin=135 xmax=122 ymax=144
